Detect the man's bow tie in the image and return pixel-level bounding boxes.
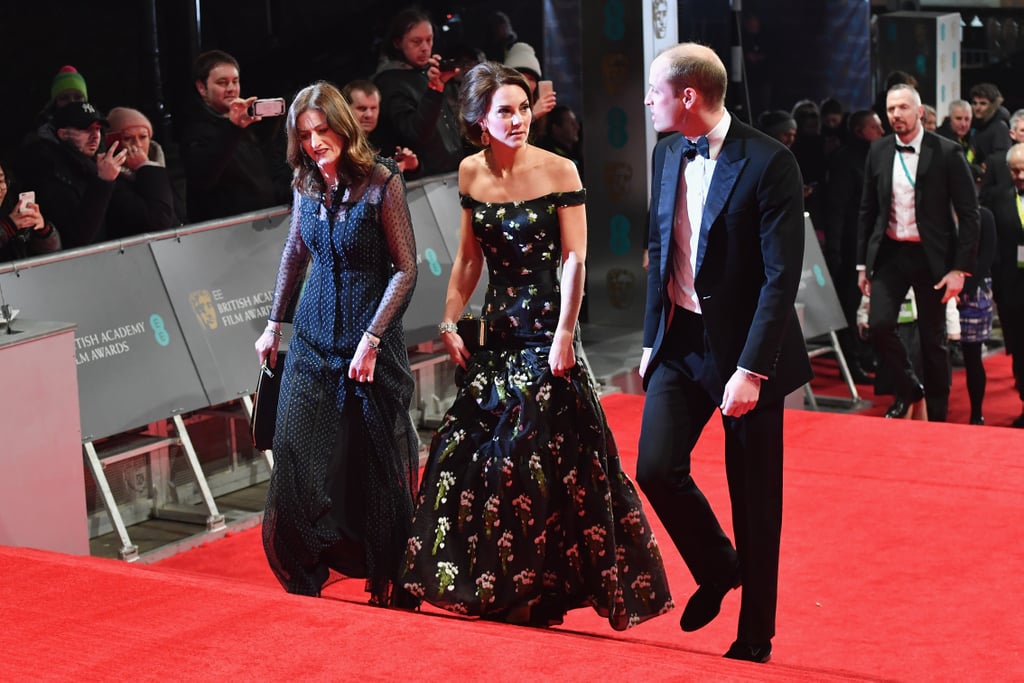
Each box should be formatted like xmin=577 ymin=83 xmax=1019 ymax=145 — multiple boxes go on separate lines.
xmin=896 ymin=144 xmax=916 ymax=154
xmin=684 ymin=135 xmax=710 ymax=160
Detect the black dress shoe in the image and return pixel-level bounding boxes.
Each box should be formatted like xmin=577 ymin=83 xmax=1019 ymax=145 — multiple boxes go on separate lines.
xmin=679 ymin=573 xmax=741 ymax=632
xmin=884 ymin=384 xmax=925 ymax=419
xmin=969 ymin=416 xmax=985 ymax=426
xmin=723 ymin=640 xmax=772 ymax=663
xmin=1012 ymin=413 xmax=1024 ymax=429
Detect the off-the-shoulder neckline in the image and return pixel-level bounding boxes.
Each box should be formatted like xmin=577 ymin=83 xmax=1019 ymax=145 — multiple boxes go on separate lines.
xmin=460 ymin=189 xmax=586 ymax=205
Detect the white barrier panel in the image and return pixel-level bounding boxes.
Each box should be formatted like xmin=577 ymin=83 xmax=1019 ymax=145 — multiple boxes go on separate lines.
xmin=0 ymin=244 xmax=209 ymax=440
xmin=0 ymin=172 xmax=478 ymax=440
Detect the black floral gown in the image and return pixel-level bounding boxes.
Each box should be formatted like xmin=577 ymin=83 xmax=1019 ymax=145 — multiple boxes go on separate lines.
xmin=402 ymin=190 xmax=673 ymax=630
xmin=262 ymin=159 xmax=419 ymax=605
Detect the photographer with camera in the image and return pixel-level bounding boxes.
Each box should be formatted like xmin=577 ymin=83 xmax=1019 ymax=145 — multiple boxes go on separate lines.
xmin=372 ymin=7 xmax=465 ymax=177
xmin=0 ymin=161 xmax=60 ymax=261
xmin=180 ymin=50 xmax=291 ymax=222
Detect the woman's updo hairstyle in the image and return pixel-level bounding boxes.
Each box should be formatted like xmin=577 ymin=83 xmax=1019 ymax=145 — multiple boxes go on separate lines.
xmin=458 ymin=61 xmax=533 ymax=148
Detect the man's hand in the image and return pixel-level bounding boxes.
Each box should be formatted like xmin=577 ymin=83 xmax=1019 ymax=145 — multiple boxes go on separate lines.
xmin=394 ymin=147 xmax=419 ymax=173
xmin=721 ymin=369 xmax=761 ymax=417
xmin=935 ymin=270 xmax=966 ymax=304
xmin=533 ymin=89 xmax=557 ymax=119
xmin=426 ymin=54 xmax=459 ymax=91
xmin=228 ymin=96 xmax=260 ymax=128
xmin=858 ymin=270 xmax=871 ymax=297
xmin=96 ymin=140 xmax=127 ymax=181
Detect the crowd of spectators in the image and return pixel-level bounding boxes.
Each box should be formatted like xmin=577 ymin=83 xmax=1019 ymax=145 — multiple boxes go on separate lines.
xmin=761 ymin=73 xmax=1021 ymax=426
xmin=0 ymin=7 xmax=583 ymax=261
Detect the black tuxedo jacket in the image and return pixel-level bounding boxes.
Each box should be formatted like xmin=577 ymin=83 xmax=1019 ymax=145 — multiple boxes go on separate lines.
xmin=644 ymin=119 xmax=812 ymax=403
xmin=990 ymin=188 xmax=1024 ymax=311
xmin=857 ymin=130 xmax=980 ymax=281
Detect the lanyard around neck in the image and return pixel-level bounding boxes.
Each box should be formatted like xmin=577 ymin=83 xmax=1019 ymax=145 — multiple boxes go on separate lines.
xmin=896 ymin=147 xmax=916 ymax=189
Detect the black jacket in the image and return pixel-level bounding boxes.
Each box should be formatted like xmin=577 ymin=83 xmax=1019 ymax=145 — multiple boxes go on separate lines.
xmin=106 ymin=164 xmax=176 ymax=238
xmin=180 ymin=103 xmax=290 ymax=222
xmin=858 ymin=131 xmax=980 ymax=281
xmin=822 ymin=137 xmax=871 ymax=279
xmin=16 ymin=138 xmax=115 ymax=249
xmin=645 ymin=119 xmax=811 ymax=401
xmin=373 ymin=62 xmax=463 ymax=177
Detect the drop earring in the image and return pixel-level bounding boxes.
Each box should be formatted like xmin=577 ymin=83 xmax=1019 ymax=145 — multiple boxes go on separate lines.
xmin=481 ymin=129 xmax=491 ymax=146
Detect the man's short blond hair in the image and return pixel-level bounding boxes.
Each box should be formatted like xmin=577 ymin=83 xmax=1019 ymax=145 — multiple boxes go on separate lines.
xmin=658 ymin=43 xmax=727 ymax=107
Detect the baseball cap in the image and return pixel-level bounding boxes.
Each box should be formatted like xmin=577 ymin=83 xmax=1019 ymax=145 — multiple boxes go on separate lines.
xmin=53 ymin=102 xmax=109 ymax=130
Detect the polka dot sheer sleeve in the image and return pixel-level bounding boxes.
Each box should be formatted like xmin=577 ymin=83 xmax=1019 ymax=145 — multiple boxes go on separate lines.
xmin=365 ymin=163 xmax=417 ymax=337
xmin=268 ymin=195 xmax=311 ymax=324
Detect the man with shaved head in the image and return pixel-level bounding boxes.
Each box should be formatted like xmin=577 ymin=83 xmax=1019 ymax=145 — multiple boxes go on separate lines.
xmin=857 ymin=84 xmax=980 ymax=422
xmin=637 ymin=43 xmax=811 ymax=663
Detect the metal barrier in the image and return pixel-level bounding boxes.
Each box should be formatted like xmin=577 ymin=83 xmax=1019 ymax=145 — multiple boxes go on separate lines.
xmin=0 ymin=172 xmax=478 ymax=559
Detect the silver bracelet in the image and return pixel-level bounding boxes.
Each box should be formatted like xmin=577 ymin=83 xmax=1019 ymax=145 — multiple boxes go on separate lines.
xmin=265 ymin=326 xmax=283 ymax=339
xmin=438 ymin=321 xmax=457 ymax=334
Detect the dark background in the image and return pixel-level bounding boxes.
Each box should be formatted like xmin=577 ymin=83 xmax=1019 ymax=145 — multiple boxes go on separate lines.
xmin=0 ymin=0 xmax=547 ymax=157
xmin=2 ymin=1 xmax=1022 ymax=167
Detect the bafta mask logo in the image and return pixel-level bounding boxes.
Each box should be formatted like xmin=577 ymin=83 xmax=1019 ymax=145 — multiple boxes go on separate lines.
xmin=604 ymin=162 xmax=634 ymax=202
xmin=601 ymin=53 xmax=630 ymax=97
xmin=653 ymin=0 xmax=668 ymax=39
xmin=189 ymin=290 xmax=218 ymax=330
xmin=606 ymin=267 xmax=637 ymax=310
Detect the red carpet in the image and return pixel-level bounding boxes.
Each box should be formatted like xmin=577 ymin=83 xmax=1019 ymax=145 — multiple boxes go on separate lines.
xmin=2 ymin=396 xmax=1023 ymax=681
xmin=809 ymin=347 xmax=1023 ymax=425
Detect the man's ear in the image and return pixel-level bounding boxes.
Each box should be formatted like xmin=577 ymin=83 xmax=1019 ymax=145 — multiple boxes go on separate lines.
xmin=681 ymin=87 xmax=697 ymax=108
xmin=56 ymin=128 xmax=70 ymax=142
xmin=195 ymin=79 xmax=207 ymax=98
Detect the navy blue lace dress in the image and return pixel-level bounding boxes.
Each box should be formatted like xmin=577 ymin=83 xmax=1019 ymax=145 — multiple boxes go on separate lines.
xmin=402 ymin=190 xmax=673 ymax=630
xmin=262 ymin=159 xmax=419 ymax=605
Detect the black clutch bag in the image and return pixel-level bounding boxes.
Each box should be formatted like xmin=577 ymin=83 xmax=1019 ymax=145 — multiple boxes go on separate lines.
xmin=457 ymin=316 xmax=488 ymax=353
xmin=251 ymin=351 xmax=285 ymax=451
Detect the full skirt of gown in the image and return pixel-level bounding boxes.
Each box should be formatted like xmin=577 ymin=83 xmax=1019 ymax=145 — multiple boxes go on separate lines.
xmin=402 ymin=191 xmax=673 ymax=629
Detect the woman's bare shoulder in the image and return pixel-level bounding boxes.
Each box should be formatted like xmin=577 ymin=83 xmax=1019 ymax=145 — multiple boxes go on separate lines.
xmin=458 ymin=151 xmax=488 ymax=194
xmin=529 ymin=146 xmax=582 ymax=192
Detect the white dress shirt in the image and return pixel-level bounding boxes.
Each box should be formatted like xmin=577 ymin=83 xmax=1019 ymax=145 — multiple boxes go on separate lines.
xmin=887 ymin=125 xmax=925 ymax=242
xmin=670 ymin=111 xmax=732 ymax=314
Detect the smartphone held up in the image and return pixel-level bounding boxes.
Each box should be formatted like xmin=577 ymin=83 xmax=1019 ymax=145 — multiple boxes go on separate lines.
xmin=17 ymin=191 xmax=35 ymax=214
xmin=248 ymin=98 xmax=287 ymax=118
